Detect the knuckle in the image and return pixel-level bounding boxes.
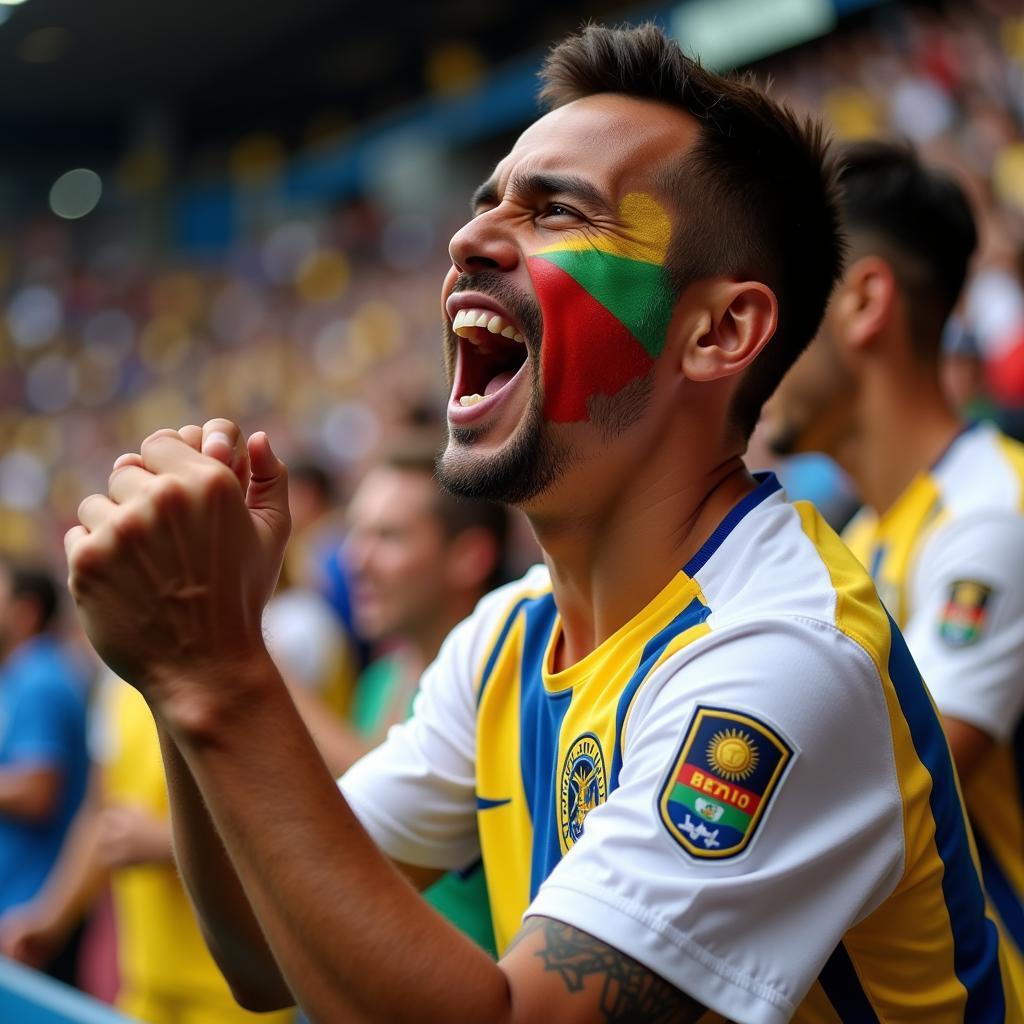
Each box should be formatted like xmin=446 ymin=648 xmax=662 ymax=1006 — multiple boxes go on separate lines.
xmin=149 ymin=475 xmax=189 ymax=511
xmin=76 ymin=493 xmax=103 ymax=521
xmin=197 ymin=463 xmax=236 ymax=499
xmin=68 ymin=533 xmax=110 ymax=579
xmin=140 ymin=428 xmax=179 ymax=449
xmin=203 ymin=417 xmax=237 ymax=434
xmin=112 ymin=506 xmax=150 ymax=542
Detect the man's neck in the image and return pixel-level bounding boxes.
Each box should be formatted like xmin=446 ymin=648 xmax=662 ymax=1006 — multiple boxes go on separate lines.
xmin=529 ymin=451 xmax=754 ymax=672
xmin=841 ymin=362 xmax=964 ymax=516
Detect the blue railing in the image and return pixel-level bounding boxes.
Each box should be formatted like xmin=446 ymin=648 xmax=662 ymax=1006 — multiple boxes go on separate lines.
xmin=0 ymin=958 xmax=137 ymax=1024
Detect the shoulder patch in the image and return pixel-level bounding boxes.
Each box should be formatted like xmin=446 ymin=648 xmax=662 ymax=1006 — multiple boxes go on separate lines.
xmin=939 ymin=580 xmax=992 ymax=648
xmin=658 ymin=705 xmax=793 ymax=860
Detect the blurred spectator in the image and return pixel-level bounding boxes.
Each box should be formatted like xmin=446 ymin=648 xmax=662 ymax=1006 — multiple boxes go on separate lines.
xmin=283 ymin=461 xmax=355 ymax=636
xmin=0 ymin=562 xmax=88 ymax=984
xmin=0 ymin=671 xmax=296 ymax=1024
xmin=2 ymin=2 xmax=1024 ymax=572
xmin=342 ymin=439 xmax=510 ymax=954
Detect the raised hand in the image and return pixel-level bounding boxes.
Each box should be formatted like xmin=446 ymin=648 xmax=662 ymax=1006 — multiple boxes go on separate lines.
xmin=65 ymin=421 xmax=291 ymax=712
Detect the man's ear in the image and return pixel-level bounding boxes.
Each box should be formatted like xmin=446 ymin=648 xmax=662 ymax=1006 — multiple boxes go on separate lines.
xmin=835 ymin=255 xmax=897 ymax=352
xmin=679 ymin=279 xmax=778 ymax=383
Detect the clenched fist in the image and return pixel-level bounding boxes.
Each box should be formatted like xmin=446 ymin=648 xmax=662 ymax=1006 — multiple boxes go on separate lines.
xmin=65 ymin=420 xmax=290 ymax=718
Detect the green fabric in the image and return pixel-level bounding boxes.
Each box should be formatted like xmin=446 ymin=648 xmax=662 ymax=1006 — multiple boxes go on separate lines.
xmin=353 ymin=657 xmax=498 ymax=958
xmin=350 ymin=657 xmax=405 ymax=736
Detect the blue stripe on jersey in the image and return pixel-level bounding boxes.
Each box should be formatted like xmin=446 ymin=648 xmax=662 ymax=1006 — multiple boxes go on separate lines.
xmin=886 ymin=614 xmax=1006 ymax=1019
xmin=608 ymin=595 xmax=711 ymax=791
xmin=974 ymin=827 xmax=1024 ymax=955
xmin=683 ymin=472 xmax=782 ymax=577
xmin=515 ymin=595 xmax=572 ymax=900
xmin=476 ymin=597 xmax=532 ymax=708
xmin=868 ymin=545 xmax=885 ymax=583
xmin=818 ymin=943 xmax=880 ymax=1023
xmin=476 ymin=796 xmax=511 ymax=810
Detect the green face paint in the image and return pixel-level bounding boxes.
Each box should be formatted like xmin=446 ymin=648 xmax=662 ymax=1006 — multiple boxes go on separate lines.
xmin=526 ymin=192 xmax=676 ymax=423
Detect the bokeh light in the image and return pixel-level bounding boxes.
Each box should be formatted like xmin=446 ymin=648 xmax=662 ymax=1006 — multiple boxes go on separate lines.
xmin=49 ymin=168 xmax=103 ymax=219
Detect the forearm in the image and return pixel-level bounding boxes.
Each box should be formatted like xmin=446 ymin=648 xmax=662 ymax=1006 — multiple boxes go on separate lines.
xmin=0 ymin=766 xmax=57 ymax=821
xmin=155 ymin=721 xmax=294 ymax=1011
xmin=287 ymin=684 xmax=371 ymax=776
xmin=31 ymin=796 xmax=106 ymax=936
xmin=162 ymin=658 xmax=510 ymax=1024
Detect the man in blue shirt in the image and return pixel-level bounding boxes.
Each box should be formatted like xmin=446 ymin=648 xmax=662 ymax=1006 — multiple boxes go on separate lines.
xmin=0 ymin=563 xmax=89 ymax=924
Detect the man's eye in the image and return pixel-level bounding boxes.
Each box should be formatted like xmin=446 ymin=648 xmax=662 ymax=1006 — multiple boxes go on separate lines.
xmin=542 ymin=203 xmax=580 ymax=221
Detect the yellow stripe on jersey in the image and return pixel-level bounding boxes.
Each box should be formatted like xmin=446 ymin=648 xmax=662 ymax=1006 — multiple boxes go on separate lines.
xmin=842 ymin=425 xmax=1024 ymax=997
xmin=473 ymin=570 xmax=710 ymax=954
xmin=843 ymin=475 xmax=944 ymax=622
xmin=796 ymin=502 xmax=1015 ymax=1021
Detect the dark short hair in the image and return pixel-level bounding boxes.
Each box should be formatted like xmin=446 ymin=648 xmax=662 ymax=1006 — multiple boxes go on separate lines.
xmin=6 ymin=564 xmax=61 ymax=633
xmin=384 ymin=438 xmax=510 ymax=590
xmin=838 ymin=140 xmax=977 ymax=358
xmin=539 ymin=22 xmax=845 ymax=436
xmin=290 ymin=461 xmax=336 ymax=505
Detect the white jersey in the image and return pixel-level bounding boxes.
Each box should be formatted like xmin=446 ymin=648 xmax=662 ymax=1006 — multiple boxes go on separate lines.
xmin=342 ymin=474 xmax=1016 ymax=1023
xmin=844 ymin=420 xmax=1024 ymax=990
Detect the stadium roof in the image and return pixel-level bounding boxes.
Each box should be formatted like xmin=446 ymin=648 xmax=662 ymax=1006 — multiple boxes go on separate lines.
xmin=0 ymin=0 xmax=628 ymax=162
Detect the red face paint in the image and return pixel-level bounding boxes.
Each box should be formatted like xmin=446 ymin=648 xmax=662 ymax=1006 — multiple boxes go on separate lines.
xmin=526 ymin=193 xmax=675 ymax=424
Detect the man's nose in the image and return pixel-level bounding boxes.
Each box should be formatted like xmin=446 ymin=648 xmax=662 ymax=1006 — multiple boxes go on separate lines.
xmin=448 ymin=211 xmax=519 ymax=275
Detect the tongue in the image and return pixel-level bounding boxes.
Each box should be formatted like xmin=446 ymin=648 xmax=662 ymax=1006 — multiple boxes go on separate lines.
xmin=484 ymin=371 xmax=515 ymax=396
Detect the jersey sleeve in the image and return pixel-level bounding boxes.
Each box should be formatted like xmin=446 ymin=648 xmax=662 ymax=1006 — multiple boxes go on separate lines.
xmin=5 ymin=672 xmax=78 ymax=768
xmin=339 ymin=571 xmax=548 ymax=872
xmin=525 ymin=617 xmax=905 ymax=1024
xmin=905 ymin=511 xmax=1024 ymax=741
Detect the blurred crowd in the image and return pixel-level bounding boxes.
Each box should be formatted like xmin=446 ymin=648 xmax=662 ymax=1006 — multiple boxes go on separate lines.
xmin=1 ymin=0 xmax=1024 ymax=1019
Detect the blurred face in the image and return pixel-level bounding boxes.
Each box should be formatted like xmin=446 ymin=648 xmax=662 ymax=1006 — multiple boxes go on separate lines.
xmin=345 ymin=466 xmax=450 ymax=643
xmin=763 ymin=298 xmax=855 ymax=458
xmin=0 ymin=569 xmax=11 ymax=653
xmin=437 ymin=94 xmax=698 ymax=506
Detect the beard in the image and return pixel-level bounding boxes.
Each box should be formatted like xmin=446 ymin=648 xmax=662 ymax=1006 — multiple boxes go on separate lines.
xmin=435 ymin=270 xmax=651 ymax=506
xmin=436 ymin=271 xmax=577 ymax=505
xmin=438 ymin=390 xmax=576 ymax=505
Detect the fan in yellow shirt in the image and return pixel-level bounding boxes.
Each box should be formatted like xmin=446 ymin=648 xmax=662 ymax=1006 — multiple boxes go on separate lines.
xmin=1 ymin=673 xmax=294 ymax=1024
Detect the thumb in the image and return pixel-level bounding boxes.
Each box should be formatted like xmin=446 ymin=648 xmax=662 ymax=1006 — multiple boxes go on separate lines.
xmin=245 ymin=432 xmax=291 ymax=559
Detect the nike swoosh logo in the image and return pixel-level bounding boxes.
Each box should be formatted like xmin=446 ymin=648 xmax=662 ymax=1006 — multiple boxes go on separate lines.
xmin=476 ymin=796 xmax=511 ymax=810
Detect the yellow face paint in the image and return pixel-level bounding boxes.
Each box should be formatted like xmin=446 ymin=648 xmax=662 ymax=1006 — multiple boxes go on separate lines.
xmin=526 ymin=192 xmax=675 ymax=423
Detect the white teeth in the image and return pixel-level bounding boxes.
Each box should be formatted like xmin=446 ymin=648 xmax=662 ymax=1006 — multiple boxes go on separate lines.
xmin=459 ymin=394 xmax=484 ymax=407
xmin=452 ymin=307 xmax=525 ymax=343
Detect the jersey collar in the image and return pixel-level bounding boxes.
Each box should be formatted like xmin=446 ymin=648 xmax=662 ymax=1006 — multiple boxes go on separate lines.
xmin=683 ymin=471 xmax=783 ymax=578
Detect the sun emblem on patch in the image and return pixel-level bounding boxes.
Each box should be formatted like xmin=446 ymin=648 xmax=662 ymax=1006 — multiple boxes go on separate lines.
xmin=707 ymin=728 xmax=759 ymax=781
xmin=558 ymin=733 xmax=607 ymax=853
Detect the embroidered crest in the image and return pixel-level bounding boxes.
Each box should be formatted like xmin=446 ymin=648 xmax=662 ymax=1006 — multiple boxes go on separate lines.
xmin=659 ymin=706 xmax=793 ymax=860
xmin=559 ymin=733 xmax=607 ymax=853
xmin=939 ymin=580 xmax=992 ymax=648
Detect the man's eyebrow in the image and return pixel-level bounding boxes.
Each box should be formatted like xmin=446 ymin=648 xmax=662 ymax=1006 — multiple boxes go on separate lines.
xmin=469 ymin=172 xmax=613 ymax=215
xmin=470 ymin=180 xmax=498 ymax=212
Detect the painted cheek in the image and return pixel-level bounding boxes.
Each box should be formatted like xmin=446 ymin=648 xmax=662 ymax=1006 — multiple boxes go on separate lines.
xmin=527 ymin=258 xmax=658 ymax=423
xmin=526 ymin=192 xmax=675 ymax=424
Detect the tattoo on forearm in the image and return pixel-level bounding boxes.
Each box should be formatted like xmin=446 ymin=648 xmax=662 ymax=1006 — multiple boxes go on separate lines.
xmin=521 ymin=918 xmax=706 ymax=1023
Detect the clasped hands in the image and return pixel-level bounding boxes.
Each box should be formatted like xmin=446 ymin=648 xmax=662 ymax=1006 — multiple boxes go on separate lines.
xmin=65 ymin=420 xmax=291 ymax=720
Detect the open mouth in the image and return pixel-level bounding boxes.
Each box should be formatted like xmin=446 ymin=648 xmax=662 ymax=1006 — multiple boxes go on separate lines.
xmin=450 ymin=306 xmax=530 ymax=412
